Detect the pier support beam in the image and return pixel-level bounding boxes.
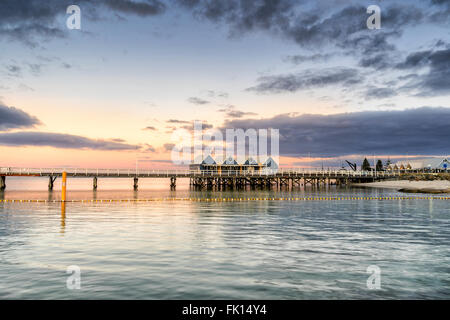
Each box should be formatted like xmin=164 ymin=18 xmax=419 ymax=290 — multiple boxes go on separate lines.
xmin=0 ymin=176 xmax=5 ymax=191
xmin=170 ymin=177 xmax=176 ymax=189
xmin=48 ymin=176 xmax=57 ymax=191
xmin=93 ymin=177 xmax=98 ymax=190
xmin=133 ymin=177 xmax=138 ymax=191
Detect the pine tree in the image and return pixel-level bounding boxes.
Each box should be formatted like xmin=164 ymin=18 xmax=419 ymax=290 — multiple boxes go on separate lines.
xmin=386 ymin=158 xmax=392 ymax=167
xmin=362 ymin=158 xmax=371 ymax=171
xmin=376 ymin=159 xmax=383 ymax=171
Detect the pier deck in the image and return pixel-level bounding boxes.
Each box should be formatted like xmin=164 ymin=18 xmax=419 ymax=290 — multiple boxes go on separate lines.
xmin=1 ymin=167 xmax=399 ymax=178
xmin=0 ymin=167 xmax=404 ymax=191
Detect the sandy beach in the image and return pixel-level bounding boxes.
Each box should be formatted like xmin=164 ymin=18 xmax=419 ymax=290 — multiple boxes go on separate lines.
xmin=355 ymin=180 xmax=450 ymax=193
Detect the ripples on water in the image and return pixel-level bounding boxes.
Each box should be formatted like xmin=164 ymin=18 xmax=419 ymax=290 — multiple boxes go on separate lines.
xmin=0 ymin=177 xmax=449 ymax=299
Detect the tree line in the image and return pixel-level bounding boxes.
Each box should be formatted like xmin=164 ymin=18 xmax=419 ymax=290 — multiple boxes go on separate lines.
xmin=361 ymin=158 xmax=390 ymax=171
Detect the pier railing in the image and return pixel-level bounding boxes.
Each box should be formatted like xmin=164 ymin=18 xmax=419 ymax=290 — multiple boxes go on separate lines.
xmin=0 ymin=167 xmax=402 ymax=178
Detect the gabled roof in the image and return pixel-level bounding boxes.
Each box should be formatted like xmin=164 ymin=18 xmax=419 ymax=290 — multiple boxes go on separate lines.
xmin=244 ymin=157 xmax=258 ymax=165
xmin=423 ymin=158 xmax=449 ymax=168
xmin=202 ymin=155 xmax=216 ymax=165
xmin=263 ymin=157 xmax=279 ymax=169
xmin=394 ymin=158 xmax=449 ymax=169
xmin=223 ymin=157 xmax=238 ymax=165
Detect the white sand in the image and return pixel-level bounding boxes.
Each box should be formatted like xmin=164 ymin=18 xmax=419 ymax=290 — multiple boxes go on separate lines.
xmin=354 ymin=180 xmax=450 ymax=190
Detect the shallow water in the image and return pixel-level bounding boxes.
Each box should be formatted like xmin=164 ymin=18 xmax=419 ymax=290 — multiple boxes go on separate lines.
xmin=0 ymin=177 xmax=449 ymax=299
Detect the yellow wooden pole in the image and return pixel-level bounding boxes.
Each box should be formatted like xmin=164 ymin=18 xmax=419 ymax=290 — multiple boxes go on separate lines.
xmin=61 ymin=171 xmax=67 ymax=202
xmin=61 ymin=201 xmax=66 ymax=227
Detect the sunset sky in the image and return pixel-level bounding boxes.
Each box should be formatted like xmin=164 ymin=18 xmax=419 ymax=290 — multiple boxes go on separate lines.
xmin=1 ymin=0 xmax=450 ymax=169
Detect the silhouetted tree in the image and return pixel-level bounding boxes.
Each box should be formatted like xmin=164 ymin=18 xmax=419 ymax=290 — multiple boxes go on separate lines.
xmin=376 ymin=160 xmax=383 ymax=171
xmin=362 ymin=158 xmax=372 ymax=171
xmin=385 ymin=158 xmax=392 ymax=167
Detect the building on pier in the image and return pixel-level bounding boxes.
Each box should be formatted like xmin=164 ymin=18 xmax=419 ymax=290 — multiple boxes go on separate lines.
xmin=189 ymin=155 xmax=278 ymax=173
xmin=262 ymin=157 xmax=279 ymax=172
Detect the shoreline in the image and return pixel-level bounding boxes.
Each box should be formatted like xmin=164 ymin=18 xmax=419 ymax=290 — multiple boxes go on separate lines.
xmin=354 ymin=180 xmax=450 ymax=194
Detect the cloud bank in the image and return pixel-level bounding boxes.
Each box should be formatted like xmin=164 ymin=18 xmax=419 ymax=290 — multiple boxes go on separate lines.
xmin=223 ymin=107 xmax=450 ymax=157
xmin=0 ymin=104 xmax=41 ymax=131
xmin=0 ymin=131 xmax=140 ymax=150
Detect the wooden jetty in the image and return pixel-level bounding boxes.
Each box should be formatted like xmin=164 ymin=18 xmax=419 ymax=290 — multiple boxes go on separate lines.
xmin=0 ymin=167 xmax=403 ymax=191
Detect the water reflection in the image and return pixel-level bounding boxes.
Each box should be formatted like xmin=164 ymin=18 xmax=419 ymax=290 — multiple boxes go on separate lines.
xmin=0 ymin=191 xmax=449 ymax=299
xmin=429 ymin=198 xmax=433 ymax=218
xmin=60 ymin=202 xmax=66 ymax=234
xmin=47 ymin=191 xmax=54 ymax=203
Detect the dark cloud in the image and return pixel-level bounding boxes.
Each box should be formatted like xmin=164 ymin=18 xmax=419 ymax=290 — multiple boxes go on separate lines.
xmin=364 ymin=87 xmax=397 ymax=100
xmin=1 ymin=0 xmax=445 ymax=50
xmin=396 ymin=48 xmax=450 ymax=96
xmin=3 ymin=62 xmax=46 ymax=77
xmin=0 ymin=1 xmax=79 ymax=46
xmin=187 ymin=97 xmax=210 ymax=105
xmin=142 ymin=143 xmax=156 ymax=152
xmin=283 ymin=53 xmax=332 ymax=64
xmin=104 ymin=0 xmax=166 ymax=16
xmin=431 ymin=0 xmax=450 ymax=7
xmin=166 ymin=119 xmax=190 ymax=124
xmin=218 ymin=105 xmax=257 ymax=118
xmin=179 ymin=123 xmax=213 ymax=131
xmin=223 ymin=107 xmax=450 ymax=157
xmin=176 ymin=0 xmax=296 ymax=33
xmin=0 ymin=131 xmax=139 ymax=150
xmin=292 ymin=4 xmax=422 ymax=55
xmin=142 ymin=126 xmax=157 ymax=131
xmin=357 ymin=45 xmax=450 ymax=97
xmin=177 ymin=1 xmax=427 ymax=54
xmin=428 ymin=0 xmax=450 ymax=21
xmin=5 ymin=65 xmax=22 ymax=77
xmin=396 ymin=50 xmax=433 ymax=69
xmin=2 ymin=0 xmax=446 ymax=75
xmin=358 ymin=53 xmax=394 ymax=70
xmin=165 ymin=120 xmax=213 ymax=133
xmin=247 ymin=68 xmax=362 ymax=93
xmin=148 ymin=159 xmax=174 ymax=163
xmin=287 ymin=5 xmax=367 ymax=48
xmin=340 ymin=31 xmax=400 ymax=57
xmin=0 ymin=0 xmax=166 ymax=46
xmin=0 ymin=104 xmax=41 ymax=131
xmin=163 ymin=143 xmax=175 ymax=151
xmin=206 ymin=90 xmax=229 ymax=98
xmin=28 ymin=63 xmax=43 ymax=76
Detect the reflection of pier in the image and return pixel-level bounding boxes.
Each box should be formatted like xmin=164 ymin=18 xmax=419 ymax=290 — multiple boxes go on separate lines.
xmin=0 ymin=167 xmax=402 ymax=190
xmin=188 ymin=171 xmax=390 ymax=189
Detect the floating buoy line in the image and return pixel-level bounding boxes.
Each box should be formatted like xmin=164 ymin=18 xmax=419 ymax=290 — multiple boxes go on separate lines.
xmin=0 ymin=196 xmax=448 ymax=204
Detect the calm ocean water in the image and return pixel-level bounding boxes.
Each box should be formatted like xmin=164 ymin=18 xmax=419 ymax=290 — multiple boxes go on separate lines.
xmin=0 ymin=177 xmax=449 ymax=299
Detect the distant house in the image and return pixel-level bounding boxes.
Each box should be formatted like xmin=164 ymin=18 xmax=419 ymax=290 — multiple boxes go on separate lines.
xmin=387 ymin=158 xmax=449 ymax=172
xmin=423 ymin=158 xmax=449 ymax=171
